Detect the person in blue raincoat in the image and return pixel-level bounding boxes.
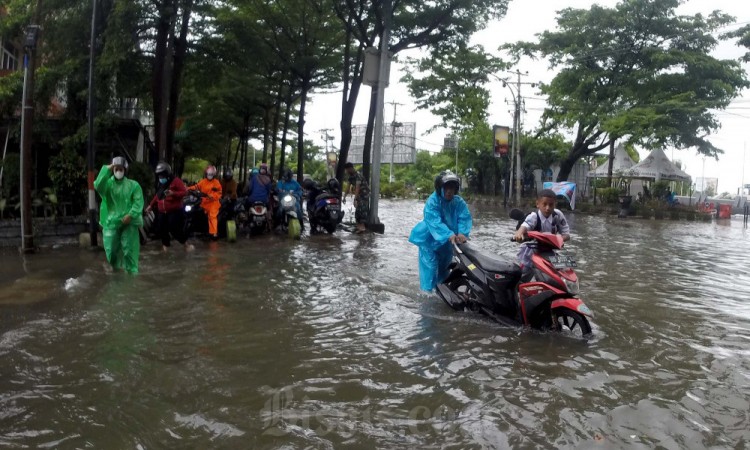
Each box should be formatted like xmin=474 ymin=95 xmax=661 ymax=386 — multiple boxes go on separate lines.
xmin=275 ymin=168 xmax=304 ymax=229
xmin=409 ymin=171 xmax=472 ymax=291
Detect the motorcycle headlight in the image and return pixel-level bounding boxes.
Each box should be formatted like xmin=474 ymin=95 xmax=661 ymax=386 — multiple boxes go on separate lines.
xmin=562 ymin=277 xmax=580 ymax=296
xmin=185 ymin=205 xmax=192 ymax=212
xmin=282 ymin=195 xmax=294 ymax=208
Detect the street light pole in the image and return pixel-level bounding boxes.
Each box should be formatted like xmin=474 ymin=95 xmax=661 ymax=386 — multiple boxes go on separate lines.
xmin=87 ymin=0 xmax=99 ymax=247
xmin=20 ymin=25 xmax=41 ymax=253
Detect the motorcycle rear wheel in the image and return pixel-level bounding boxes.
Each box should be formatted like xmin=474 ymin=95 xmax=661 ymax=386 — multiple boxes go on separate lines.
xmin=551 ymin=309 xmax=592 ymax=338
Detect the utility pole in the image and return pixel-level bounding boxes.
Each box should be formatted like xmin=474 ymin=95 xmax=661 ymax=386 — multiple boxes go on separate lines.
xmin=320 ymin=128 xmax=335 ymax=180
xmin=20 ymin=25 xmax=41 ymax=253
xmin=386 ymin=101 xmax=402 ymax=183
xmin=320 ymin=128 xmax=334 ymax=153
xmin=367 ymin=0 xmax=391 ymax=234
xmin=512 ymin=69 xmax=527 ymax=205
xmin=86 ymin=0 xmax=99 ymax=247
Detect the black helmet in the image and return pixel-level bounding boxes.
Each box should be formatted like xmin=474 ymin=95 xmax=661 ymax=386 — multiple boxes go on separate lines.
xmin=302 ymin=178 xmax=316 ymax=191
xmin=224 ymin=169 xmax=233 ymax=180
xmin=283 ymin=168 xmax=293 ymax=182
xmin=434 ymin=170 xmax=460 ymax=196
xmin=155 ymin=161 xmax=172 ymax=176
xmin=327 ymin=178 xmax=341 ymax=193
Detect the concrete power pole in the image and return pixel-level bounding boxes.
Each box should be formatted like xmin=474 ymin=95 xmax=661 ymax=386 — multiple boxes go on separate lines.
xmin=20 ymin=25 xmax=41 ymax=253
xmin=386 ymin=101 xmax=402 ymax=183
xmin=367 ymin=0 xmax=391 ymax=234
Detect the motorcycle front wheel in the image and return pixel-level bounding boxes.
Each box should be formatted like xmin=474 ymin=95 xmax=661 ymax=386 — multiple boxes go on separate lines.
xmin=288 ymin=218 xmax=301 ymax=240
xmin=551 ymin=309 xmax=592 ymax=338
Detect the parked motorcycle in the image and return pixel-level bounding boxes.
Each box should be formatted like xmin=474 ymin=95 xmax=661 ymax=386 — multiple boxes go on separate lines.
xmin=306 ymin=179 xmax=343 ymax=234
xmin=435 ymin=209 xmax=593 ymax=337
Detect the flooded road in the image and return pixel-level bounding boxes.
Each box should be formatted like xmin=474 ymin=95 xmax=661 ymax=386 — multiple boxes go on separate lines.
xmin=1 ymin=200 xmax=749 ymax=448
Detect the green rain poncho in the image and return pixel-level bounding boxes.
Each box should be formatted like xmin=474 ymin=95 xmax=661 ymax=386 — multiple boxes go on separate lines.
xmin=95 ymin=165 xmax=144 ymax=274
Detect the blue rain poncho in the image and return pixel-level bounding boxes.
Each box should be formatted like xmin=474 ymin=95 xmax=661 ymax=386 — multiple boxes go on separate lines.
xmin=408 ymin=189 xmax=472 ymax=291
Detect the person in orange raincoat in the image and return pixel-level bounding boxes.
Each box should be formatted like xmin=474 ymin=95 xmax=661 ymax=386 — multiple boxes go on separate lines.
xmin=191 ymin=165 xmax=222 ymax=238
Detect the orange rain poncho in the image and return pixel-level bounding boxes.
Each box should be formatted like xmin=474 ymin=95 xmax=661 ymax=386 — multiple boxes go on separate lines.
xmin=192 ymin=177 xmax=222 ymax=236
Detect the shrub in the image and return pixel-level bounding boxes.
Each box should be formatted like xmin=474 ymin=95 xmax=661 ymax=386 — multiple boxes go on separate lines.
xmin=597 ymin=187 xmax=622 ymax=204
xmin=128 ymin=161 xmax=155 ymax=199
xmin=49 ymin=148 xmax=86 ymax=211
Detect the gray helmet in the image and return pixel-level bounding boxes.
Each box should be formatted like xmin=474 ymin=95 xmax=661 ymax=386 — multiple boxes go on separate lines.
xmin=155 ymin=161 xmax=172 ymax=176
xmin=112 ymin=156 xmax=128 ymax=170
xmin=434 ymin=170 xmax=460 ymax=195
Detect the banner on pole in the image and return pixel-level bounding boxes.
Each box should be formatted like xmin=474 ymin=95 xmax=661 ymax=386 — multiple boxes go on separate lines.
xmin=493 ymin=125 xmax=509 ymax=158
xmin=543 ymin=181 xmax=577 ymax=210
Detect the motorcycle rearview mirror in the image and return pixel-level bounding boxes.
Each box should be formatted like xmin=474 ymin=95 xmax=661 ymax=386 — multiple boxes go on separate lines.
xmin=509 ymin=208 xmax=526 ymax=230
xmin=509 ymin=208 xmax=525 ymax=221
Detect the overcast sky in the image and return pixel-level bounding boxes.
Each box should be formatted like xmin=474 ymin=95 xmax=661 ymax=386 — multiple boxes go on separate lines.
xmin=304 ymin=0 xmax=750 ymax=194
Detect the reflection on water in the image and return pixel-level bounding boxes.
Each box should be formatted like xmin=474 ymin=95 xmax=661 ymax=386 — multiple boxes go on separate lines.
xmin=1 ymin=200 xmax=749 ymax=448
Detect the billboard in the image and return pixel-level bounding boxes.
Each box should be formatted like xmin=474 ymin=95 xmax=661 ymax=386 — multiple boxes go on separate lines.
xmin=347 ymin=122 xmax=417 ymax=164
xmin=493 ymin=125 xmax=510 ymax=157
xmin=695 ymin=177 xmax=718 ymax=194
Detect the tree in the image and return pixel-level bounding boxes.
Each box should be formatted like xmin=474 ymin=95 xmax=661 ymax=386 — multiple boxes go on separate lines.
xmin=723 ymin=24 xmax=750 ymax=62
xmin=510 ymin=0 xmax=749 ymax=181
xmin=332 ymin=0 xmax=511 ymax=182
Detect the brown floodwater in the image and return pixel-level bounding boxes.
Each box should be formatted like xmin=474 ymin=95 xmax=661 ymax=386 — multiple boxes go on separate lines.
xmin=1 ymin=200 xmax=749 ymax=448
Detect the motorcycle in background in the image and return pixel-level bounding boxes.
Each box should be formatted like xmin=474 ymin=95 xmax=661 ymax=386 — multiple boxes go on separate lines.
xmin=306 ymin=179 xmax=343 ymax=234
xmin=275 ymin=193 xmax=302 ymax=239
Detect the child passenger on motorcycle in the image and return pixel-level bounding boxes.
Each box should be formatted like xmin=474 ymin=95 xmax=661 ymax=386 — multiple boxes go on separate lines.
xmin=409 ymin=171 xmax=472 ymax=292
xmin=513 ymin=189 xmax=571 ymax=276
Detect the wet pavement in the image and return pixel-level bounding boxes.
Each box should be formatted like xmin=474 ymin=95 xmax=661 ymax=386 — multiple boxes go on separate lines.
xmin=1 ymin=200 xmax=749 ymax=448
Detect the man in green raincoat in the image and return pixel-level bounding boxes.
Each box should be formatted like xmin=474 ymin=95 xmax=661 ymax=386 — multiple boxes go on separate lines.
xmin=95 ymin=156 xmax=144 ymax=274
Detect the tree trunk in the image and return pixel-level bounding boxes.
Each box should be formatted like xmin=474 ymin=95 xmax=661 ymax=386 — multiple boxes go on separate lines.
xmin=262 ymin=106 xmax=271 ymax=164
xmin=606 ymin=139 xmax=615 ymax=187
xmin=278 ymin=90 xmax=294 ymax=179
xmin=336 ymin=24 xmax=365 ymax=183
xmin=296 ymin=84 xmax=309 ymax=182
xmin=164 ymin=0 xmax=193 ymax=164
xmin=270 ymin=83 xmax=284 ymax=177
xmin=361 ymin=86 xmax=378 ymax=183
xmin=152 ymin=2 xmax=174 ymax=161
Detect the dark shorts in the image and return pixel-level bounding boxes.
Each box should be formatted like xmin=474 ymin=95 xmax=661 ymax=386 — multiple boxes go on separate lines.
xmin=355 ymin=196 xmax=370 ymax=223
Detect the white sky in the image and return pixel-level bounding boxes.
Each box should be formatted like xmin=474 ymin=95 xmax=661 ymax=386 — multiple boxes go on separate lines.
xmin=304 ymin=0 xmax=750 ymax=194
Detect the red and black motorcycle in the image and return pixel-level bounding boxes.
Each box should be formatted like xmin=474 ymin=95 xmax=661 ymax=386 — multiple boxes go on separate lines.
xmin=435 ymin=210 xmax=593 ymax=337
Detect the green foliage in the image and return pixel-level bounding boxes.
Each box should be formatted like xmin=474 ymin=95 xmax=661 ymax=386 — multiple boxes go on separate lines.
xmin=597 ymin=187 xmax=622 ymax=204
xmin=0 ymin=72 xmax=23 ymax=119
xmin=651 ymin=180 xmax=672 ymax=200
xmin=509 ymin=0 xmax=750 ymax=180
xmin=48 ymin=148 xmax=86 ymax=209
xmin=183 ymin=158 xmax=212 ymax=184
xmin=128 ymin=161 xmax=155 ymax=199
xmin=0 ymin=153 xmax=20 ymax=199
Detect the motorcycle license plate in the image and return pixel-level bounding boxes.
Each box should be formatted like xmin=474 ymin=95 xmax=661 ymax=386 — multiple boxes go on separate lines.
xmin=547 ymin=255 xmax=577 ymax=268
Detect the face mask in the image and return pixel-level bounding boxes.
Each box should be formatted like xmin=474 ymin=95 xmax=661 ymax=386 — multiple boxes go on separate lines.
xmin=159 ymin=177 xmax=168 ymax=184
xmin=114 ymin=170 xmax=125 ymax=180
xmin=207 ymin=173 xmax=215 ymax=180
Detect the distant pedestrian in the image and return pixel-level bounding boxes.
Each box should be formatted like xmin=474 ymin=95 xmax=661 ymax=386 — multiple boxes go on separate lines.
xmin=95 ymin=156 xmax=144 ymax=274
xmin=344 ymin=162 xmax=369 ymax=234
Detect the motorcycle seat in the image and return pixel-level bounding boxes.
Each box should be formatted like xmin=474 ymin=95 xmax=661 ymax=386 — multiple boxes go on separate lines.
xmin=460 ymin=242 xmax=522 ymax=276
